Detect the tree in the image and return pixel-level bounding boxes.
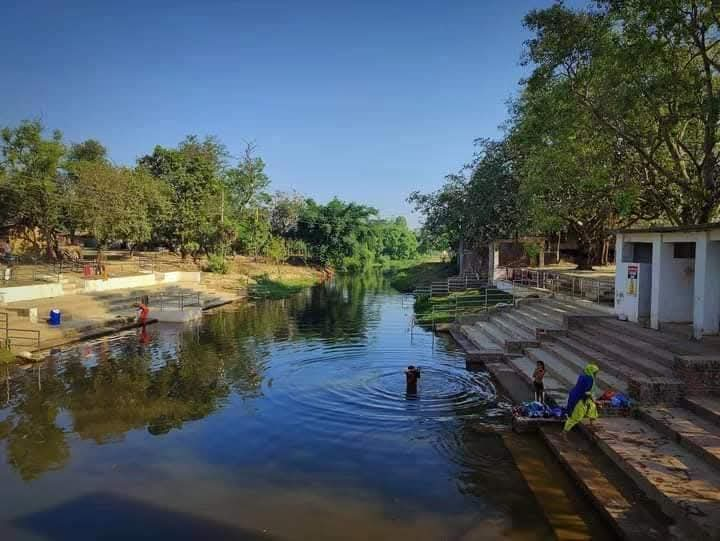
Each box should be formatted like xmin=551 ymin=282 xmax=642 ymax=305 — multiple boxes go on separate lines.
xmin=69 ymin=161 xmax=169 ymax=250
xmin=138 ymin=136 xmax=226 ymax=258
xmin=523 ymin=1 xmax=720 ymax=224
xmin=270 ymin=191 xmax=305 ymax=236
xmin=295 ymin=198 xmax=378 ymax=267
xmin=375 ymin=217 xmax=418 ymax=260
xmin=67 ymin=139 xmax=107 ymax=163
xmin=223 ymin=142 xmax=270 ymax=212
xmin=0 ymin=120 xmax=65 ymax=258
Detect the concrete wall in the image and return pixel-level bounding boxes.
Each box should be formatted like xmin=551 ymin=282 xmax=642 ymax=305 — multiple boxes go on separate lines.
xmin=693 ymin=236 xmax=720 ymax=338
xmin=657 ymin=243 xmax=695 ymax=323
xmin=157 ymin=271 xmax=202 ymax=284
xmin=0 ymin=283 xmax=64 ymax=304
xmin=82 ymin=273 xmax=157 ymax=293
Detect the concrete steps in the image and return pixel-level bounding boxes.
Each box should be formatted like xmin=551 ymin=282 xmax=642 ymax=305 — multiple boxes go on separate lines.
xmin=578 ymin=321 xmax=676 ymax=368
xmin=682 ymin=396 xmax=720 ymax=428
xmin=540 ymin=427 xmax=673 ymax=541
xmin=517 ymin=303 xmax=567 ymax=327
xmin=550 ymin=334 xmax=650 ymax=383
xmin=591 ymin=417 xmax=720 ymax=540
xmin=490 ymin=312 xmax=538 ymax=342
xmin=639 ymin=406 xmax=720 ymax=472
xmin=504 ymin=306 xmax=563 ymax=334
xmin=593 ymin=318 xmax=707 ymax=355
xmin=567 ymin=329 xmax=669 ymax=377
xmin=476 ymin=319 xmax=538 ymax=353
xmin=459 ymin=324 xmax=503 ymax=355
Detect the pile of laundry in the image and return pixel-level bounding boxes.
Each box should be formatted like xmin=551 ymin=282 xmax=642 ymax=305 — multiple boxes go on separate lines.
xmin=595 ymin=390 xmax=633 ymax=416
xmin=512 ymin=401 xmax=565 ymax=419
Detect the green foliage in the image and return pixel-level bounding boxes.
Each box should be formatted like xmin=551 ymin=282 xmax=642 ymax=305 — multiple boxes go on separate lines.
xmin=384 ymin=259 xmax=455 ymax=292
xmin=204 ymin=253 xmax=229 ymax=274
xmin=251 ymin=274 xmax=317 ymax=299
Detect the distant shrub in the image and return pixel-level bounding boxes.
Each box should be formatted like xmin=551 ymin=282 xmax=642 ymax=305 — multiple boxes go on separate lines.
xmin=205 ymin=253 xmax=229 ymax=274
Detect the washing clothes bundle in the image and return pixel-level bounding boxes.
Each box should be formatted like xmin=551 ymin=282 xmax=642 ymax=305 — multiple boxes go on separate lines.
xmin=513 ymin=401 xmax=565 ymax=419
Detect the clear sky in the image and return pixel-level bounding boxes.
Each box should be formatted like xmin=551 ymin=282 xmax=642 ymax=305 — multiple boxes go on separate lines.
xmin=0 ymin=0 xmax=577 ymax=226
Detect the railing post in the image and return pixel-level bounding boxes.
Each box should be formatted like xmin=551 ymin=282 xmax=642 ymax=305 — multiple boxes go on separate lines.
xmin=597 ymin=280 xmax=601 ymax=303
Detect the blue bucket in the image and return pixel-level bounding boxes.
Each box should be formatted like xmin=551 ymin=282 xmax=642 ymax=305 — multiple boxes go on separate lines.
xmin=49 ymin=309 xmax=61 ymax=326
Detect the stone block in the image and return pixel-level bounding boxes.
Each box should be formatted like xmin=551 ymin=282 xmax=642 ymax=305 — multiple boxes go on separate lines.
xmin=672 ymin=355 xmax=720 ymax=395
xmin=628 ymin=376 xmax=685 ymax=405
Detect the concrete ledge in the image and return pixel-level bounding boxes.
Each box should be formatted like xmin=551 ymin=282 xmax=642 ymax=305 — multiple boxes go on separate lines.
xmin=156 ymin=271 xmax=202 ymax=284
xmin=0 ymin=283 xmax=64 ymax=304
xmin=627 ymin=376 xmax=684 ymax=405
xmin=82 ymin=273 xmax=157 ymax=293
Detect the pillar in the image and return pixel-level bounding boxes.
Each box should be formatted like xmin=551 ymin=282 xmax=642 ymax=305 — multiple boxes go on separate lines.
xmin=614 ymin=234 xmax=624 ymax=314
xmin=650 ymin=237 xmax=664 ymax=330
xmin=693 ymin=233 xmax=720 ymax=339
xmin=488 ymin=242 xmax=500 ymax=284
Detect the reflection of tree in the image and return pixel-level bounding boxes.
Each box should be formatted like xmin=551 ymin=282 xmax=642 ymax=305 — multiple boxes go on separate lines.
xmin=0 ymin=274 xmax=384 ymax=480
xmin=3 ymin=367 xmax=69 ymax=481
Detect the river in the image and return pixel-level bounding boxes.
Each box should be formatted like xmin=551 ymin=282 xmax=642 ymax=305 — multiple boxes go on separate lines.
xmin=0 ymin=273 xmax=612 ymax=540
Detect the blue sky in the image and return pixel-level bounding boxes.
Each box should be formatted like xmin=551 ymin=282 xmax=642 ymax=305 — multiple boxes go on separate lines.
xmin=0 ymin=0 xmax=580 ymax=226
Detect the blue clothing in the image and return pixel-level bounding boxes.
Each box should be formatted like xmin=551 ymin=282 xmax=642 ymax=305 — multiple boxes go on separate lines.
xmin=566 ymin=374 xmax=594 ymax=414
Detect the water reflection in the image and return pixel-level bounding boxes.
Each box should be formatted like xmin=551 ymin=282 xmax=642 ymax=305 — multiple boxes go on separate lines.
xmin=0 ymin=273 xmax=608 ymax=540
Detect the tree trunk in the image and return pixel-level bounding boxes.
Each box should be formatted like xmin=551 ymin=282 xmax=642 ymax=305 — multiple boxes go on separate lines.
xmin=574 ymin=235 xmax=596 ymax=271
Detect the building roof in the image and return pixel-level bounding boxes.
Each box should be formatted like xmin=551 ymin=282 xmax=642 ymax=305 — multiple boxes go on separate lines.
xmin=616 ymin=223 xmax=720 ymax=234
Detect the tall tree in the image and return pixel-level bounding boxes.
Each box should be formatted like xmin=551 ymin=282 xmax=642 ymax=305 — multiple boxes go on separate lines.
xmin=0 ymin=120 xmax=65 ymax=258
xmin=524 ymin=1 xmax=720 ymax=224
xmin=138 ymin=136 xmax=226 ymax=258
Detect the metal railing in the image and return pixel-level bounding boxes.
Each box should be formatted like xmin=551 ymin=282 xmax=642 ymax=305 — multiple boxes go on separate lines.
xmin=0 ymin=312 xmax=41 ymax=349
xmin=413 ymin=272 xmax=489 ymax=298
xmin=151 ymin=292 xmax=202 ymax=312
xmin=0 ymin=265 xmax=61 ymax=286
xmin=413 ymin=286 xmax=517 ymax=330
xmin=495 ymin=267 xmax=614 ymax=305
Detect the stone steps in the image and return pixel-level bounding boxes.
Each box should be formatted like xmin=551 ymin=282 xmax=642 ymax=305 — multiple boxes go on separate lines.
xmin=502 ymin=307 xmax=564 ymax=335
xmin=459 ymin=324 xmax=503 ymax=355
xmin=682 ymin=396 xmax=720 ymax=428
xmin=639 ymin=406 xmax=720 ymax=472
xmin=593 ymin=318 xmax=706 ymax=355
xmin=476 ymin=320 xmax=538 ymax=353
xmin=550 ymin=334 xmax=649 ymax=383
xmin=540 ymin=427 xmax=673 ymax=541
xmin=490 ymin=312 xmax=538 ymax=342
xmin=579 ymin=321 xmax=676 ymax=368
xmin=590 ymin=416 xmax=720 ymax=540
xmin=525 ymin=347 xmax=582 ymax=390
xmin=518 ymin=303 xmax=567 ymax=326
xmin=506 ymin=355 xmax=567 ymax=406
xmin=567 ymin=329 xmax=669 ymax=377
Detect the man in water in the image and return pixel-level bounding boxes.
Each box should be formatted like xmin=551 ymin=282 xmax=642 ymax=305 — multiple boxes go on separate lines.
xmin=405 ymin=365 xmax=421 ymax=395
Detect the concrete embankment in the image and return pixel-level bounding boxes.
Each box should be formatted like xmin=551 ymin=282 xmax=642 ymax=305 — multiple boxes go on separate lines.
xmin=443 ymin=295 xmax=720 ymax=540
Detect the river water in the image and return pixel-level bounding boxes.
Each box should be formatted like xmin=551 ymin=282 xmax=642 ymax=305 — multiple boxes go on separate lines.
xmin=0 ymin=274 xmax=611 ymax=540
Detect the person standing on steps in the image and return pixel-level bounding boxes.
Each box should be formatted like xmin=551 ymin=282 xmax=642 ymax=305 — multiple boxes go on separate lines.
xmin=563 ymin=363 xmax=599 ymax=438
xmin=532 ymin=360 xmax=545 ymax=404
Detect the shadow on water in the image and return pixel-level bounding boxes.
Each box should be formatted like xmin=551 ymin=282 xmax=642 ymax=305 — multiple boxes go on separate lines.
xmin=0 ymin=272 xmax=613 ymax=539
xmin=12 ymin=492 xmax=275 ymax=541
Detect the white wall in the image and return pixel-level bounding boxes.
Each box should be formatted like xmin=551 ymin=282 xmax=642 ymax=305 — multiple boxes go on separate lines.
xmin=0 ymin=283 xmax=64 ymax=304
xmin=658 ymin=243 xmax=695 ymax=323
xmin=694 ymin=237 xmax=720 ymax=337
xmin=156 ymin=271 xmax=202 ymax=284
xmin=83 ymin=273 xmax=157 ymax=293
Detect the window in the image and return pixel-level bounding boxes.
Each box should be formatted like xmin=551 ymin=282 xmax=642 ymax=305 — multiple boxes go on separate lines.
xmin=673 ymin=243 xmax=695 ymax=259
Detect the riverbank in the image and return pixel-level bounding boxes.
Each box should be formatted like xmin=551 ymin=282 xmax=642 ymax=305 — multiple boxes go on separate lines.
xmin=382 ymin=258 xmax=455 ymax=292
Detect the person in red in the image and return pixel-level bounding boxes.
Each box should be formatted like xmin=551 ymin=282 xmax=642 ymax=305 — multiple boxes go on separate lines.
xmin=135 ymin=302 xmax=150 ymax=323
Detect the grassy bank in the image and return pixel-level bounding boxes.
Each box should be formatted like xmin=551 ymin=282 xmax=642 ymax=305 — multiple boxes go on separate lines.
xmin=249 ymin=275 xmax=320 ymax=299
xmin=383 ymin=257 xmax=455 ymax=293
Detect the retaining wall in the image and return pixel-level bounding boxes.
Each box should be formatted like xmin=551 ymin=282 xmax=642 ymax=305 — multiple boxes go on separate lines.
xmin=0 ymin=283 xmax=64 ymax=304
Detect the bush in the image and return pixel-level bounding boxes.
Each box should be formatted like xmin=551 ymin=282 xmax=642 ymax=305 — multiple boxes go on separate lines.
xmin=204 ymin=253 xmax=229 ymax=274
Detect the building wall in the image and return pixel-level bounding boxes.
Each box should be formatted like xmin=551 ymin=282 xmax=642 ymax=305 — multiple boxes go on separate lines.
xmin=658 ymin=243 xmax=695 ymax=323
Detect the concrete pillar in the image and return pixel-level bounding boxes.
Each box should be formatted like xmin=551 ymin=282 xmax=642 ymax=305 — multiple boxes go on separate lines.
xmin=488 ymin=242 xmax=500 ymax=284
xmin=693 ymin=234 xmax=720 ymax=339
xmin=614 ymin=234 xmax=624 ymax=313
xmin=650 ymin=237 xmax=664 ymax=330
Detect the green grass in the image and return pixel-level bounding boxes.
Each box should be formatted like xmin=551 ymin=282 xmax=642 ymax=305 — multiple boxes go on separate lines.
xmin=383 ymin=258 xmax=455 ymax=292
xmin=0 ymin=348 xmax=15 ymax=364
xmin=249 ymin=274 xmax=319 ymax=299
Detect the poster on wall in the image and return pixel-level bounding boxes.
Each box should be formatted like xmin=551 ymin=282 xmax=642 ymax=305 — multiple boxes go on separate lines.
xmin=627 ymin=264 xmax=638 ymax=296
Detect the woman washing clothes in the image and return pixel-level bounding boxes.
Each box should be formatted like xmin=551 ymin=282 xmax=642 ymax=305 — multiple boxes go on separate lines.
xmin=563 ymin=363 xmax=600 ymax=439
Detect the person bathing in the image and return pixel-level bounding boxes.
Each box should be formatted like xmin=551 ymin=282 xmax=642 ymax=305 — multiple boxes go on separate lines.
xmin=532 ymin=360 xmax=545 ymax=404
xmin=405 ymin=365 xmax=421 ymax=394
xmin=563 ymin=363 xmax=600 ymax=439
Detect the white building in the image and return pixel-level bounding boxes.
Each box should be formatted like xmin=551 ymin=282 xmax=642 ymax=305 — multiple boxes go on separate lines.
xmin=615 ymin=224 xmax=720 ymax=340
